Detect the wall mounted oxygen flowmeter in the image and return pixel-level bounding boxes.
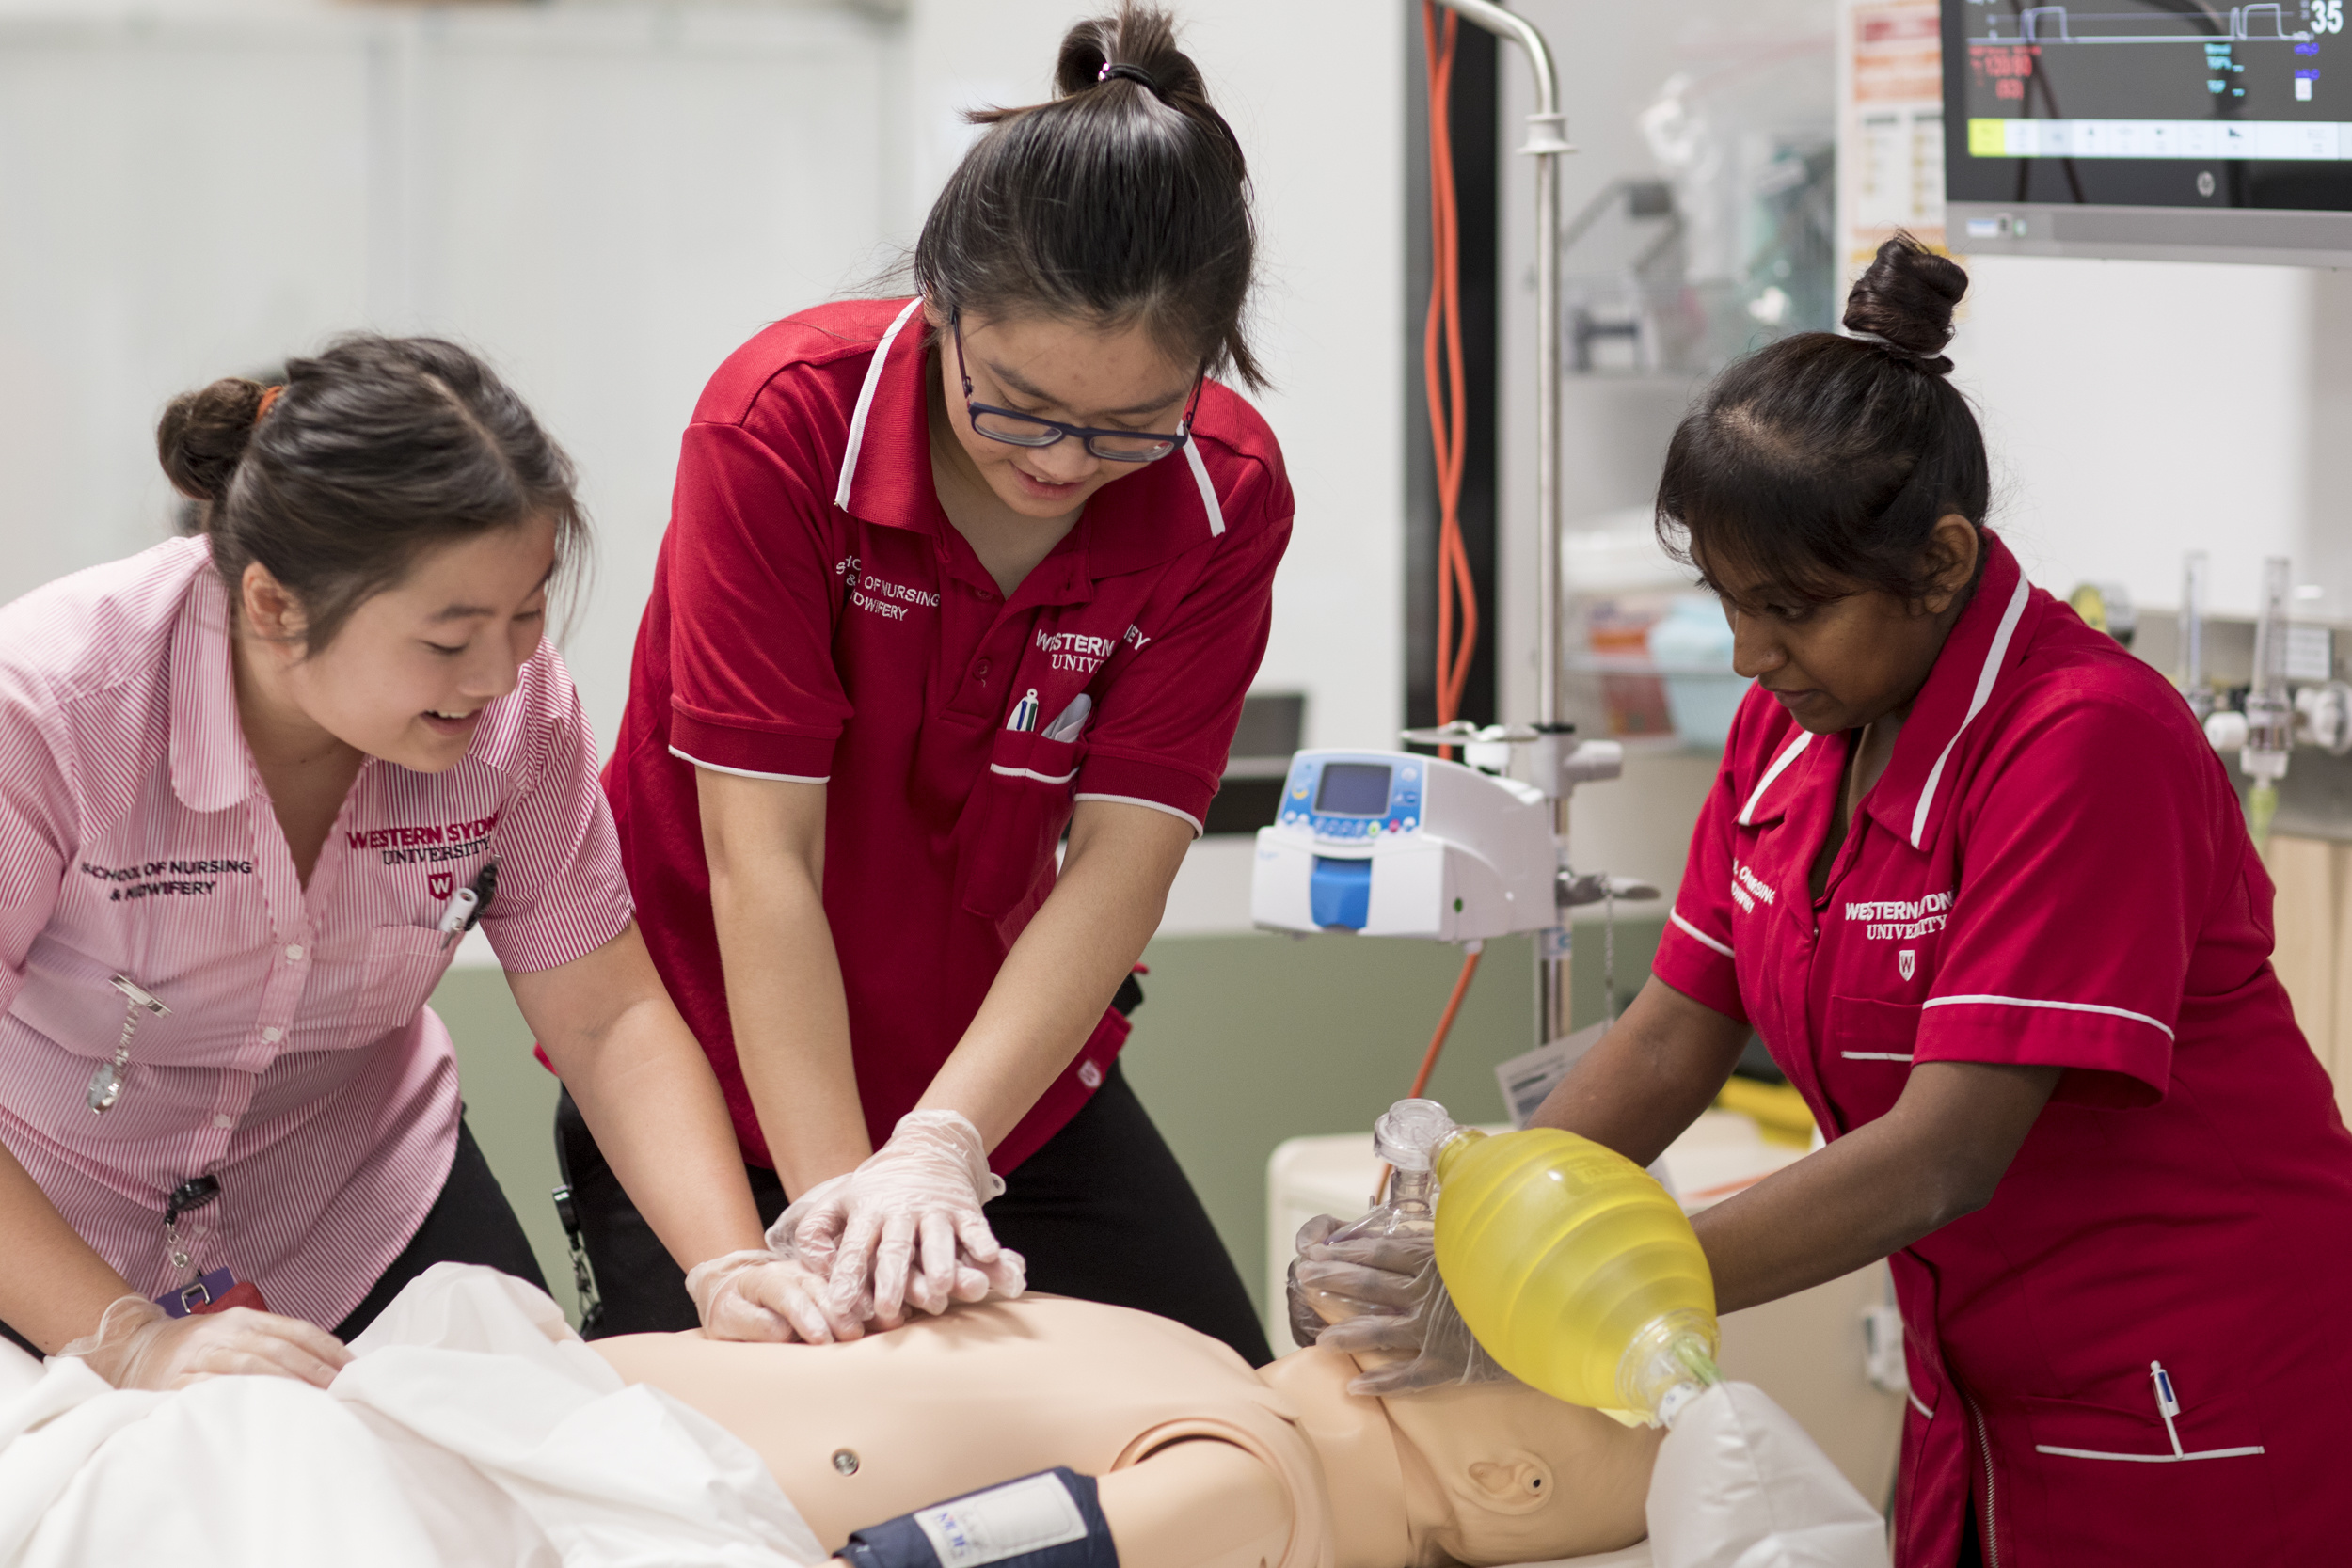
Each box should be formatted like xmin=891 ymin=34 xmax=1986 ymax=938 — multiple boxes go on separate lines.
xmin=1250 ymin=750 xmax=1560 ymax=942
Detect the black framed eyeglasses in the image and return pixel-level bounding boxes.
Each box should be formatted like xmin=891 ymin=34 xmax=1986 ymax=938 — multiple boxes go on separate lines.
xmin=952 ymin=312 xmax=1201 ymax=464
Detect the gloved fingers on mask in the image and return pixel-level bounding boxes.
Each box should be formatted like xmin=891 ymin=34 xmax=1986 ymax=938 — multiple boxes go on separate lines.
xmin=1343 ymin=1356 xmax=1458 ymax=1398
xmin=1315 ymin=1313 xmax=1430 ymax=1354
xmin=1302 ymin=1232 xmax=1433 ymax=1276
xmin=1293 ymin=1213 xmax=1343 ymax=1252
xmin=1292 ymin=1258 xmax=1426 ymax=1312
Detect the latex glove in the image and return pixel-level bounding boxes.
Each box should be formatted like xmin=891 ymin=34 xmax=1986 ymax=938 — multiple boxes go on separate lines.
xmin=59 ymin=1295 xmax=351 ymax=1391
xmin=1286 ymin=1212 xmax=1432 ymax=1347
xmin=1288 ymin=1213 xmax=1514 ymax=1396
xmin=686 ymin=1248 xmax=866 ymax=1345
xmin=767 ymin=1110 xmax=1026 ymax=1324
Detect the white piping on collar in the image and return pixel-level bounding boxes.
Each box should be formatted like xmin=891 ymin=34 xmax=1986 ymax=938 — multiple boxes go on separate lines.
xmin=834 ymin=297 xmax=926 ymax=514
xmin=1908 ymin=574 xmax=2032 ymax=850
xmin=1738 ymin=729 xmax=1815 ymax=826
xmin=1183 ymin=437 xmax=1226 ymax=537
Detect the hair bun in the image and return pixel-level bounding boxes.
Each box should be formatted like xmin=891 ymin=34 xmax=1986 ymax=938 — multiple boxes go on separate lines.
xmin=1055 ymin=5 xmax=1197 ymax=102
xmin=156 ymin=377 xmax=271 ymax=506
xmin=1842 ymin=230 xmax=1966 ymax=375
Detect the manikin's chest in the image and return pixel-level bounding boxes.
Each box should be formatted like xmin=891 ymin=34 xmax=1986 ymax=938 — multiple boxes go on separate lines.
xmin=593 ymin=1299 xmax=1296 ymax=1549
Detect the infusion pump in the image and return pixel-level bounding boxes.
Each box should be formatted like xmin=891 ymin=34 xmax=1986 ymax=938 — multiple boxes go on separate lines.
xmin=1250 ymin=750 xmax=1557 ymax=942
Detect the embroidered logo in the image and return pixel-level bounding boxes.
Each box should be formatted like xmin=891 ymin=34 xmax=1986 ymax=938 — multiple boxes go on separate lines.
xmin=429 ymin=871 xmax=455 ymax=900
xmin=1845 ymin=888 xmax=1954 ymax=941
xmin=1729 ymin=861 xmax=1778 ymax=914
xmin=1899 ymin=949 xmax=1916 ymax=981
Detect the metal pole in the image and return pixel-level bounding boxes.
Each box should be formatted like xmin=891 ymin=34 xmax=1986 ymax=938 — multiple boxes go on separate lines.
xmin=1427 ymin=0 xmax=1574 ymax=1045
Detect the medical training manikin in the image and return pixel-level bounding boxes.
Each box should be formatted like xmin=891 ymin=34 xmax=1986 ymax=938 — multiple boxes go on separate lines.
xmin=596 ymin=1291 xmax=1661 ymax=1568
xmin=0 ymin=1099 xmax=1886 ymax=1568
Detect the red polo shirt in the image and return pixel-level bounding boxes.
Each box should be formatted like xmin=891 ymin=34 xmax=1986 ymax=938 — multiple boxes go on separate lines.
xmin=1653 ymin=532 xmax=2352 ymax=1566
xmin=606 ymin=297 xmax=1293 ymax=1175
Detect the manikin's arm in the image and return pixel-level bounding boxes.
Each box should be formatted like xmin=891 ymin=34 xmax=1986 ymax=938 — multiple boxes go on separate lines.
xmin=1092 ymin=1441 xmax=1292 ymax=1568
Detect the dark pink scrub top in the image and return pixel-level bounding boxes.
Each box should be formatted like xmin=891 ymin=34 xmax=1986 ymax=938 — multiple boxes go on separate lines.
xmin=1655 ymin=532 xmax=2352 ymax=1566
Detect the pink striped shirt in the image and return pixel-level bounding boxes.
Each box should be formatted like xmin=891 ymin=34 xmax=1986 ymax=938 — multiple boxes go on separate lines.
xmin=0 ymin=538 xmax=630 ymax=1329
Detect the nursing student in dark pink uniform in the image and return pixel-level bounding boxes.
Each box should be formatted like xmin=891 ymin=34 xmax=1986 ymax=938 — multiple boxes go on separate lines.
xmin=1309 ymin=238 xmax=2352 ymax=1565
xmin=577 ymin=7 xmax=1286 ymax=1365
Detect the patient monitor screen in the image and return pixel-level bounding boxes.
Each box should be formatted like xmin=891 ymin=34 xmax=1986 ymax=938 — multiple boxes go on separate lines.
xmin=1946 ymin=0 xmax=2352 ymax=210
xmin=1315 ymin=762 xmax=1392 ymax=816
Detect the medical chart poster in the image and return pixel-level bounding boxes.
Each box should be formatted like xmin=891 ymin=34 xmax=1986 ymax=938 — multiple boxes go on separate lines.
xmin=1836 ymin=0 xmax=1948 ymax=277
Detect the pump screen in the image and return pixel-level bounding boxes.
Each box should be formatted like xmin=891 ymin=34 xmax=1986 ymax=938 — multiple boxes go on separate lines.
xmin=1315 ymin=763 xmax=1392 ymax=816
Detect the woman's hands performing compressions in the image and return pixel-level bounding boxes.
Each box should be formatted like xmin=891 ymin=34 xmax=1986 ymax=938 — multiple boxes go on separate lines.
xmin=769 ymin=1111 xmax=1026 ymax=1329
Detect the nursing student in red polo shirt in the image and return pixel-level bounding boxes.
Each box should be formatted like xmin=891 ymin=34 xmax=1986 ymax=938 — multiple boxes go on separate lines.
xmin=1299 ymin=237 xmax=2352 ymax=1564
xmin=0 ymin=338 xmax=838 ymax=1389
xmin=578 ymin=7 xmax=1286 ymax=1363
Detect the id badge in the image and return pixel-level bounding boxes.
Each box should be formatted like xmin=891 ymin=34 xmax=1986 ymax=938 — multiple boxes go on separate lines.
xmin=158 ymin=1268 xmax=267 ymax=1318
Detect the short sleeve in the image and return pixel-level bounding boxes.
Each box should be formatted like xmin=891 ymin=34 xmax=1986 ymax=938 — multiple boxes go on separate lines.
xmin=1652 ymin=749 xmax=1747 ymax=1023
xmin=663 ymin=419 xmax=850 ymax=782
xmin=479 ymin=650 xmax=634 ymax=974
xmin=0 ymin=688 xmax=72 ymax=1014
xmin=1075 ymin=516 xmax=1291 ymax=832
xmin=1915 ymin=698 xmax=2212 ymax=1108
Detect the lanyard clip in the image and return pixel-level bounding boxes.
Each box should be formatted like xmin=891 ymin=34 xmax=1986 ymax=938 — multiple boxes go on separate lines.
xmin=87 ymin=975 xmax=169 ymax=1115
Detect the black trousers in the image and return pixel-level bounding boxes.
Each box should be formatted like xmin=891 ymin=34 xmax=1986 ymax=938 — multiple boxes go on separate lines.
xmin=555 ymin=1059 xmax=1273 ymax=1366
xmin=0 ymin=1117 xmax=545 ymax=1357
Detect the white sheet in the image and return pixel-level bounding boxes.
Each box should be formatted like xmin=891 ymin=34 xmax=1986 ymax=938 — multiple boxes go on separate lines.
xmin=0 ymin=1264 xmax=826 ymax=1568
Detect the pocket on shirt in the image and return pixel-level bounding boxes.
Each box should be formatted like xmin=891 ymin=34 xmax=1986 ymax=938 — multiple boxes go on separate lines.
xmin=341 ymin=925 xmax=455 ymax=1046
xmin=1822 ymin=994 xmax=1921 ymax=1129
xmin=952 ymin=729 xmax=1084 ymax=922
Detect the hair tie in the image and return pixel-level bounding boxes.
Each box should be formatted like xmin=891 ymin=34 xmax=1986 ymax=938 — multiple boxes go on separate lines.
xmin=1098 ymin=61 xmax=1163 ymax=99
xmin=253 ymin=385 xmax=284 ymax=425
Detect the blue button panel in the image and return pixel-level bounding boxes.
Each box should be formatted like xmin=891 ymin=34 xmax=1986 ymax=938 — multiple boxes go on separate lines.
xmin=1278 ymin=753 xmax=1425 ymax=842
xmin=1309 ymin=856 xmax=1373 ymax=929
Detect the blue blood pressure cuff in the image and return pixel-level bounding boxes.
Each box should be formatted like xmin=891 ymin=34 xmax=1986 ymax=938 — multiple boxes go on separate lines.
xmin=840 ymin=1468 xmax=1118 ymax=1568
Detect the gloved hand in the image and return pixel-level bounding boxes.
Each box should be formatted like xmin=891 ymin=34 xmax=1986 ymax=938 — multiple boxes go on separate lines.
xmin=59 ymin=1295 xmax=351 ymax=1391
xmin=767 ymin=1110 xmax=1026 ymax=1326
xmin=1286 ymin=1212 xmax=1433 ymax=1347
xmin=1287 ymin=1212 xmax=1515 ymax=1397
xmin=685 ymin=1248 xmax=866 ymax=1345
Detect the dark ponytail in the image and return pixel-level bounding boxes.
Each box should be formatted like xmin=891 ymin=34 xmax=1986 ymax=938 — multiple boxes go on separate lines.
xmin=159 ymin=334 xmax=586 ymax=654
xmin=1655 ymin=232 xmax=1988 ymax=605
xmin=913 ymin=3 xmax=1263 ymax=389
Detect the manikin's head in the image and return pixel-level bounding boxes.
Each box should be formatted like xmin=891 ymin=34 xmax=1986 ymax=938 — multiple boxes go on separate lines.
xmin=1341 ymin=1353 xmax=1661 ymax=1565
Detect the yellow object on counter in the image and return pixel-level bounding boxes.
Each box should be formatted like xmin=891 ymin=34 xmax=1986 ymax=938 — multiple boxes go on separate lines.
xmin=1712 ymin=1076 xmax=1816 ymax=1148
xmin=1433 ymin=1126 xmax=1719 ymax=1418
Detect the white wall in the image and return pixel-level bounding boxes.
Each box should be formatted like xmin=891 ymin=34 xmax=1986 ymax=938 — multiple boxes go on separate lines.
xmin=0 ymin=0 xmax=1406 ymax=765
xmin=1949 ymin=256 xmax=2314 ymax=622
xmin=0 ymin=1 xmax=898 ymax=752
xmin=899 ymin=0 xmax=1408 ymax=753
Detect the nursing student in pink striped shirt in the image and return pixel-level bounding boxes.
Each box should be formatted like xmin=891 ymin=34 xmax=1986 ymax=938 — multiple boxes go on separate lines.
xmin=0 ymin=336 xmax=854 ymax=1389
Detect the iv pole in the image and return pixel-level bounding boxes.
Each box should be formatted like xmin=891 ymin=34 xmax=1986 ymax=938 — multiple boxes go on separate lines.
xmin=1422 ymin=1 xmax=1591 ymax=1049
